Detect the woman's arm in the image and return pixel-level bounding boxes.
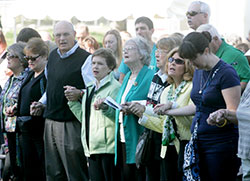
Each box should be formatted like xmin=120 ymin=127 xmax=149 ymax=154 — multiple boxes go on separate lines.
xmin=221 ymin=85 xmax=241 ymax=125
xmin=207 ymin=85 xmax=241 ymax=126
xmin=165 ymin=103 xmax=196 ymax=116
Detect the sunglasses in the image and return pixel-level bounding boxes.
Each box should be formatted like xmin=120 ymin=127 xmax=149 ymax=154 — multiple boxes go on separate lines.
xmin=168 ymin=57 xmax=185 ymax=65
xmin=24 ymin=55 xmax=40 ymax=61
xmin=6 ymin=53 xmax=19 ymax=59
xmin=186 ymin=11 xmax=203 ymax=17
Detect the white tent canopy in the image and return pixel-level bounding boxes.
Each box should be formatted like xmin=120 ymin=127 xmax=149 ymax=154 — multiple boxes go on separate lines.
xmin=12 ymin=0 xmax=188 ymax=21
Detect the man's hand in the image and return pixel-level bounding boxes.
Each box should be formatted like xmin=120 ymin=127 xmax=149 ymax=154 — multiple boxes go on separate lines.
xmin=64 ymin=85 xmax=82 ymax=101
xmin=30 ymin=102 xmax=45 ymax=116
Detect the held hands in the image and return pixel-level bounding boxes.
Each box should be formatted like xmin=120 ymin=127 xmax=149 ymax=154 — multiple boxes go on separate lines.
xmin=207 ymin=109 xmax=228 ymax=127
xmin=125 ymin=102 xmax=145 ymax=118
xmin=120 ymin=102 xmax=145 ymax=117
xmin=94 ymin=98 xmax=108 ymax=110
xmin=30 ymin=101 xmax=45 ymax=116
xmin=64 ymin=85 xmax=81 ymax=101
xmin=5 ymin=103 xmax=17 ymax=117
xmin=153 ymin=102 xmax=173 ymax=115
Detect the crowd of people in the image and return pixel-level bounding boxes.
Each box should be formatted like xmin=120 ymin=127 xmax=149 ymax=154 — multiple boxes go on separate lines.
xmin=0 ymin=0 xmax=250 ymax=181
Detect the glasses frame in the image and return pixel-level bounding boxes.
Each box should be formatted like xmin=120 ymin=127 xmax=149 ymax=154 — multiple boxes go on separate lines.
xmin=24 ymin=55 xmax=40 ymax=62
xmin=123 ymin=46 xmax=137 ymax=53
xmin=186 ymin=11 xmax=203 ymax=17
xmin=168 ymin=57 xmax=185 ymax=65
xmin=6 ymin=53 xmax=19 ymax=60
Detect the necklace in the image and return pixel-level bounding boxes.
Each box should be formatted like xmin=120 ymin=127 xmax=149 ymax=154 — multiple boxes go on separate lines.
xmin=199 ymin=67 xmax=220 ymax=94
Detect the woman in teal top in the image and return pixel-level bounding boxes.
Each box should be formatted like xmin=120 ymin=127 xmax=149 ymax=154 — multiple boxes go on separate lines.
xmin=115 ymin=36 xmax=154 ymax=180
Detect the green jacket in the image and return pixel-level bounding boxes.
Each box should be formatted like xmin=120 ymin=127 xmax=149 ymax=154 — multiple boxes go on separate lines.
xmin=115 ymin=65 xmax=155 ymax=164
xmin=68 ymin=73 xmax=121 ymax=157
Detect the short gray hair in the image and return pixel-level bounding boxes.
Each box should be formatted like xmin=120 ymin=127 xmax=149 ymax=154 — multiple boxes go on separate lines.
xmin=7 ymin=42 xmax=28 ymax=68
xmin=196 ymin=24 xmax=221 ymax=39
xmin=126 ymin=36 xmax=151 ymax=66
xmin=190 ymin=1 xmax=211 ymax=19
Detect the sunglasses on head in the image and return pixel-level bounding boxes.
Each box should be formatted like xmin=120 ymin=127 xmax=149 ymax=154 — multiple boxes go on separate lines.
xmin=24 ymin=55 xmax=40 ymax=61
xmin=186 ymin=11 xmax=202 ymax=17
xmin=168 ymin=57 xmax=185 ymax=65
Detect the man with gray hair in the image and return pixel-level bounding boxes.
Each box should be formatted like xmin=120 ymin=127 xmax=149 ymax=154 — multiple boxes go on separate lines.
xmin=186 ymin=1 xmax=211 ymax=30
xmin=43 ymin=21 xmax=89 ymax=180
xmin=197 ymin=24 xmax=250 ymax=92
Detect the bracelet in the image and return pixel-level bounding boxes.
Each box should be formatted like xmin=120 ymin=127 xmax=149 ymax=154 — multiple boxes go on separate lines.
xmin=216 ymin=119 xmax=227 ymax=128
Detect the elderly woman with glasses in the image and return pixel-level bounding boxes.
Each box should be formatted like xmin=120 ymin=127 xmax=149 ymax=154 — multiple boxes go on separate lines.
xmin=15 ymin=37 xmax=48 ymax=181
xmin=0 ymin=42 xmax=29 ymax=180
xmin=114 ymin=36 xmax=155 ymax=180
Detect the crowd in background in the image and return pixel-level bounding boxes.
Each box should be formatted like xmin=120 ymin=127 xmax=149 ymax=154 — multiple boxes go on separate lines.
xmin=0 ymin=1 xmax=250 ymax=181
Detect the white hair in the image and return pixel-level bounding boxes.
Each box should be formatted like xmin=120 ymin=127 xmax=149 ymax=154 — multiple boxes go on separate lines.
xmin=190 ymin=1 xmax=211 ymax=19
xmin=196 ymin=24 xmax=221 ymax=39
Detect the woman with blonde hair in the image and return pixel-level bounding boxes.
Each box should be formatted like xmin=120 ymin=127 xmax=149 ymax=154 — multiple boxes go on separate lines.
xmin=130 ymin=47 xmax=194 ymax=180
xmin=103 ymin=29 xmax=123 ymax=80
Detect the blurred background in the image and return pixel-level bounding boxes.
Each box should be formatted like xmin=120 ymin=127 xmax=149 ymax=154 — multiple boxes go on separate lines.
xmin=0 ymin=0 xmax=249 ymax=46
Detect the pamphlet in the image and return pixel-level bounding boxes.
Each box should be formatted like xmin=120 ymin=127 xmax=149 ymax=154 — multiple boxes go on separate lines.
xmin=104 ymin=96 xmax=122 ymax=110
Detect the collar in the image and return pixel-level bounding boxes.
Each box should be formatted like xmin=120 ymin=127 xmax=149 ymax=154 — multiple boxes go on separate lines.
xmin=155 ymin=70 xmax=168 ymax=83
xmin=215 ymin=38 xmax=227 ymax=57
xmin=57 ymin=41 xmax=79 ymax=59
xmin=13 ymin=68 xmax=29 ymax=81
xmin=94 ymin=72 xmax=113 ymax=91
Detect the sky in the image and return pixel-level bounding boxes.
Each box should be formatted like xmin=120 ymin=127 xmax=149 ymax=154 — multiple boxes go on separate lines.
xmin=0 ymin=0 xmax=249 ymax=38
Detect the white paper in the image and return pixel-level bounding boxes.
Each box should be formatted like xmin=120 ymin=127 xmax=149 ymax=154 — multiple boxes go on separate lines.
xmin=104 ymin=96 xmax=122 ymax=110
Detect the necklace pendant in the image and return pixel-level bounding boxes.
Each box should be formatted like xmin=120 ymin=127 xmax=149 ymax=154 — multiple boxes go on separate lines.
xmin=199 ymin=90 xmax=202 ymax=94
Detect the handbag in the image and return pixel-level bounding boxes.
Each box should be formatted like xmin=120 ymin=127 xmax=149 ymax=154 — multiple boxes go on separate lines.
xmin=183 ymin=122 xmax=200 ymax=181
xmin=135 ymin=129 xmax=153 ymax=168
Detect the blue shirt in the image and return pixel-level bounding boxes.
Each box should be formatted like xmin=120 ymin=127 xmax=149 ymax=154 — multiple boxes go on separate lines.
xmin=191 ymin=60 xmax=240 ymax=141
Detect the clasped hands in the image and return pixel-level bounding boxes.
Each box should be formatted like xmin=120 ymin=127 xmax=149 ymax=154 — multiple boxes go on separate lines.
xmin=207 ymin=109 xmax=228 ymax=126
xmin=119 ymin=101 xmax=173 ymax=118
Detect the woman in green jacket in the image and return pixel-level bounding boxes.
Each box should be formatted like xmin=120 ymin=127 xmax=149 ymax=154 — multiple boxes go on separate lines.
xmin=67 ymin=48 xmax=121 ymax=181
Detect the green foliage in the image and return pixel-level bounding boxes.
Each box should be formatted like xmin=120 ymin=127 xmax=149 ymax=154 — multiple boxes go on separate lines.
xmin=5 ymin=31 xmax=14 ymax=46
xmin=4 ymin=30 xmax=104 ymax=48
xmin=90 ymin=32 xmax=104 ymax=47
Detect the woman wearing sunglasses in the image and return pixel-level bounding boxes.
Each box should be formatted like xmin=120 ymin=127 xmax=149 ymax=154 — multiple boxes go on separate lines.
xmin=15 ymin=37 xmax=48 ymax=181
xmin=0 ymin=42 xmax=29 ymax=180
xmin=130 ymin=47 xmax=194 ymax=180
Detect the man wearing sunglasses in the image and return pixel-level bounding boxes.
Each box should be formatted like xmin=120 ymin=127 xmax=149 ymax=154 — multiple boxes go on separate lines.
xmin=186 ymin=1 xmax=210 ymax=30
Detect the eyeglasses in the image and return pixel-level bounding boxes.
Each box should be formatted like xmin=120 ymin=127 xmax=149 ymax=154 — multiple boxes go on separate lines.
xmin=155 ymin=49 xmax=168 ymax=55
xmin=24 ymin=55 xmax=40 ymax=61
xmin=6 ymin=53 xmax=19 ymax=60
xmin=186 ymin=11 xmax=203 ymax=17
xmin=168 ymin=57 xmax=185 ymax=65
xmin=123 ymin=47 xmax=137 ymax=53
